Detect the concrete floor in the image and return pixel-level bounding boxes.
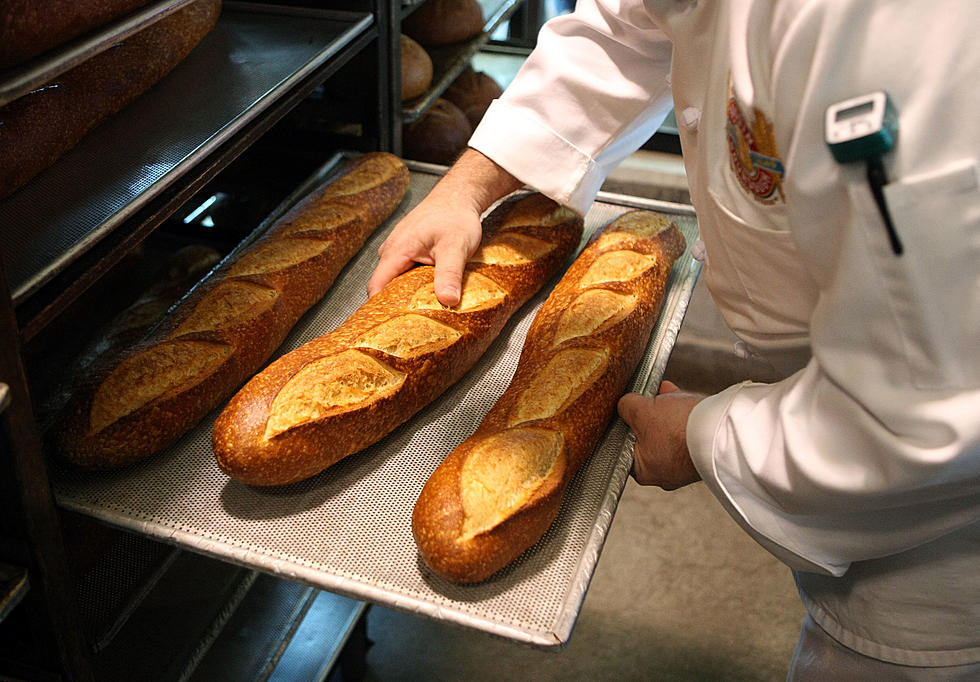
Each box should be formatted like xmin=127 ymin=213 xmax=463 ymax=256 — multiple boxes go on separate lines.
xmin=360 ymin=153 xmax=807 ymax=681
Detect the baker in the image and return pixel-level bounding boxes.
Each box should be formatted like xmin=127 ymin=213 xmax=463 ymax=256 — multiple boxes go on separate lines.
xmin=367 ymin=0 xmax=980 ymax=677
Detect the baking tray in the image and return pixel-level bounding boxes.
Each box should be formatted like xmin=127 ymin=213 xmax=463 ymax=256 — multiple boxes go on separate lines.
xmin=52 ymin=160 xmax=701 ymax=649
xmin=401 ymin=0 xmax=525 ymax=122
xmin=0 ymin=3 xmax=372 ymax=306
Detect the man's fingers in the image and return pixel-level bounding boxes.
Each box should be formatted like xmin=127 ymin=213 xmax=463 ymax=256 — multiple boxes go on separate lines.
xmin=659 ymin=380 xmax=680 ymax=394
xmin=366 ymin=251 xmax=417 ymax=298
xmin=617 ymin=392 xmax=649 ymax=429
xmin=431 ymin=234 xmax=476 ymax=308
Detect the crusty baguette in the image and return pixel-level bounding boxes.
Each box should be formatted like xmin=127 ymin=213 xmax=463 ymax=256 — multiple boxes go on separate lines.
xmin=0 ymin=0 xmax=152 ymax=70
xmin=412 ymin=210 xmax=686 ymax=583
xmin=213 ymin=192 xmax=585 ymax=487
xmin=56 ymin=152 xmax=410 ymax=470
xmin=0 ymin=0 xmax=220 ymax=199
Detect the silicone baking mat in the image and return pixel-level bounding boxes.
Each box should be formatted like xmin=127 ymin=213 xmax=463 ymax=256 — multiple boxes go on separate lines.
xmin=53 ymin=161 xmax=701 ymax=648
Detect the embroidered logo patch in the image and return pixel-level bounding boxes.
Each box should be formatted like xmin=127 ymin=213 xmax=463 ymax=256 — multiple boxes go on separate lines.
xmin=726 ymin=84 xmax=785 ymax=204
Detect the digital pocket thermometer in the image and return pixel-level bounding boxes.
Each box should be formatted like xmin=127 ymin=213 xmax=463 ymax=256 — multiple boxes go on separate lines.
xmin=825 ymin=91 xmax=903 ymax=254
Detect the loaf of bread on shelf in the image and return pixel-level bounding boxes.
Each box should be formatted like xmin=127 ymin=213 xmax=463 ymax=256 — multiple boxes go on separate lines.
xmin=213 ymin=192 xmax=585 ymax=487
xmin=442 ymin=65 xmax=503 ymax=129
xmin=402 ymin=0 xmax=484 ymax=47
xmin=0 ymin=0 xmax=221 ymax=200
xmin=400 ymin=34 xmax=433 ymax=101
xmin=412 ymin=210 xmax=686 ymax=583
xmin=0 ymin=0 xmax=152 ymax=70
xmin=402 ymin=98 xmax=472 ymax=166
xmin=56 ymin=152 xmax=410 ymax=470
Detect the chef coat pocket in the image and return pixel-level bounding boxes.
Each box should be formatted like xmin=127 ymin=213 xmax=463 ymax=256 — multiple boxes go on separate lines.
xmin=875 ymin=160 xmax=980 ymax=389
xmin=705 ymin=188 xmax=817 ymax=333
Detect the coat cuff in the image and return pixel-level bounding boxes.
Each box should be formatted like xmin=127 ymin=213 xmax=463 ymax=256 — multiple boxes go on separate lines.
xmin=687 ymin=383 xmax=847 ymax=577
xmin=468 ymin=99 xmax=604 ymax=216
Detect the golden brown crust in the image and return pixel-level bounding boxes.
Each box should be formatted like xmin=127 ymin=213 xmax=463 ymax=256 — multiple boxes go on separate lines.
xmin=212 ymin=192 xmax=584 ymax=487
xmin=56 ymin=152 xmax=410 ymax=470
xmin=0 ymin=0 xmax=221 ymax=199
xmin=412 ymin=210 xmax=686 ymax=583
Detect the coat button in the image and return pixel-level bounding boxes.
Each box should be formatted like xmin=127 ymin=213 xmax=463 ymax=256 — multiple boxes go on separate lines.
xmin=679 ymin=106 xmax=701 ymax=131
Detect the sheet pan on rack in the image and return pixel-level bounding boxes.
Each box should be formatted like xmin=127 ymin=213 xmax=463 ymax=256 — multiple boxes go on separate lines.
xmin=53 ymin=158 xmax=702 ymax=649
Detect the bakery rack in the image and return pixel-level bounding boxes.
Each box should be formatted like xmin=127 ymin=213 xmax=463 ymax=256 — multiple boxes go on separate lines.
xmin=52 ymin=160 xmax=702 ymax=651
xmin=400 ymin=0 xmax=528 ymax=123
xmin=0 ymin=2 xmax=387 ymax=679
xmin=2 ymin=3 xmax=376 ymax=342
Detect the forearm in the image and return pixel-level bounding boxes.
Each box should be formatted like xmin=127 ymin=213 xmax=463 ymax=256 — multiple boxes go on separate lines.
xmin=427 ymin=148 xmax=524 ymax=216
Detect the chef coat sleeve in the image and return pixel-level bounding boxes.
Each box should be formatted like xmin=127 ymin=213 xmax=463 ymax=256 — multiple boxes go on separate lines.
xmin=468 ymin=0 xmax=674 ymax=215
xmin=686 ymin=0 xmax=980 ymax=577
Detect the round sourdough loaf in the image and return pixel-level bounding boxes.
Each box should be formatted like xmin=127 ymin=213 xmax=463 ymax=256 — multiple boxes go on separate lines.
xmin=402 ymin=98 xmax=472 ymax=165
xmin=400 ymin=34 xmax=433 ymax=101
xmin=443 ymin=66 xmax=503 ymax=129
xmin=403 ymin=0 xmax=484 ymax=46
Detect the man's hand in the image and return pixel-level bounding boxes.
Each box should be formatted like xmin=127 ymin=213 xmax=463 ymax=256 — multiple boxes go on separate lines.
xmin=366 ymin=149 xmax=522 ymax=308
xmin=367 ymin=194 xmax=482 ymax=307
xmin=618 ymin=380 xmax=704 ymax=490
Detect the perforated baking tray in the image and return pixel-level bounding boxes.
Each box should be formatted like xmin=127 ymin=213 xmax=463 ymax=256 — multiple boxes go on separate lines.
xmin=53 ymin=161 xmax=701 ymax=648
xmin=0 ymin=3 xmax=372 ymax=305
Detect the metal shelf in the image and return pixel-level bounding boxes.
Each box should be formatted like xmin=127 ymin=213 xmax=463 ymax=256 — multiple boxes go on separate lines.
xmin=400 ymin=0 xmax=525 ymax=122
xmin=189 ymin=577 xmax=367 ymax=681
xmin=53 ymin=161 xmax=701 ymax=650
xmin=0 ymin=3 xmax=374 ymax=341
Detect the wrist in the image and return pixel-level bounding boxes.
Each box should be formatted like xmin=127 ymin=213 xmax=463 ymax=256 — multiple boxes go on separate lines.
xmin=431 ymin=148 xmax=523 ymax=215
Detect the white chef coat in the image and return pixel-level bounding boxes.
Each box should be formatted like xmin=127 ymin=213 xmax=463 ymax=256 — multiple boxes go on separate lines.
xmin=470 ymin=0 xmax=980 ymax=667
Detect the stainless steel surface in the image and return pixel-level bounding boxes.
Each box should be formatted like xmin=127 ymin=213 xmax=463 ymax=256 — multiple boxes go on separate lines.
xmin=401 ymin=0 xmax=524 ymax=122
xmin=266 ymin=592 xmax=366 ymax=682
xmin=0 ymin=5 xmax=372 ymax=306
xmin=0 ymin=382 xmax=9 ymax=414
xmin=0 ymin=0 xmax=196 ymax=107
xmin=53 ymin=163 xmax=700 ymax=648
xmin=188 ymin=577 xmax=320 ymax=681
xmin=188 ymin=574 xmax=366 ymax=681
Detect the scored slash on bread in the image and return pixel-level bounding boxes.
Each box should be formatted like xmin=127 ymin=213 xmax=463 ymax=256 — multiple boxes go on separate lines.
xmin=212 ymin=192 xmax=584 ymax=487
xmin=412 ymin=209 xmax=686 ymax=584
xmin=56 ymin=152 xmax=410 ymax=470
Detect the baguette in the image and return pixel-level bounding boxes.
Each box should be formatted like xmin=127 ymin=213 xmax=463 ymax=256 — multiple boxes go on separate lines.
xmin=213 ymin=192 xmax=584 ymax=486
xmin=56 ymin=152 xmax=410 ymax=470
xmin=0 ymin=0 xmax=220 ymax=199
xmin=412 ymin=210 xmax=686 ymax=583
xmin=0 ymin=0 xmax=152 ymax=70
